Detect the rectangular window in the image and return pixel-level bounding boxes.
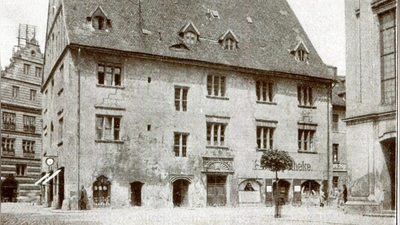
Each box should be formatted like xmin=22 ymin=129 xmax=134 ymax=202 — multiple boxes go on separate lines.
xmin=35 ymin=67 xmax=42 ymax=77
xmin=333 ymin=144 xmax=339 ymax=163
xmin=297 ymin=85 xmax=313 ymax=106
xmin=30 ymin=89 xmax=37 ymax=101
xmin=207 ymin=75 xmax=226 ymax=97
xmin=298 ymin=129 xmax=315 ymax=151
xmin=256 ymin=126 xmax=274 ymax=149
xmin=22 ymin=140 xmax=35 ymax=153
xmin=12 ymin=86 xmax=19 ymax=98
xmin=379 ymin=10 xmax=396 ymax=104
xmin=23 ymin=64 xmax=30 ymax=74
xmin=174 ymin=133 xmax=188 ymax=157
xmin=256 ymin=81 xmax=274 ymax=102
xmin=333 ymin=176 xmax=339 ymax=188
xmin=96 ymin=115 xmax=121 ymax=141
xmin=58 ymin=118 xmax=63 ymax=143
xmin=97 ymin=64 xmax=121 ymax=86
xmin=175 ymin=87 xmax=189 ymax=111
xmin=332 ymin=114 xmax=339 ymax=132
xmin=206 ymin=123 xmax=226 ymax=146
xmin=16 ymin=164 xmax=27 ymax=176
xmin=2 ymin=138 xmax=15 ymax=153
xmin=2 ymin=112 xmax=16 ymax=130
xmin=23 ymin=115 xmax=36 ymax=133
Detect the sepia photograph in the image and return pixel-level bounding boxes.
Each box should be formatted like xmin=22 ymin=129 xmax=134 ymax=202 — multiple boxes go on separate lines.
xmin=0 ymin=0 xmax=397 ymax=224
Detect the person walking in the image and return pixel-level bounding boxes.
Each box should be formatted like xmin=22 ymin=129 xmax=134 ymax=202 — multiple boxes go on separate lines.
xmin=342 ymin=185 xmax=347 ymax=204
xmin=79 ymin=185 xmax=88 ymax=210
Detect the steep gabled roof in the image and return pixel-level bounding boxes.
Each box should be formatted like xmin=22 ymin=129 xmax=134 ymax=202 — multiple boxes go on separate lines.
xmin=62 ymin=0 xmax=333 ymax=80
xmin=219 ymin=30 xmax=239 ymax=43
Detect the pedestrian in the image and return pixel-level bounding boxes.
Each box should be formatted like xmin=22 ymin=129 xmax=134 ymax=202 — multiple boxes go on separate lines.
xmin=342 ymin=185 xmax=347 ymax=204
xmin=244 ymin=182 xmax=255 ymax=191
xmin=79 ymin=185 xmax=88 ymax=210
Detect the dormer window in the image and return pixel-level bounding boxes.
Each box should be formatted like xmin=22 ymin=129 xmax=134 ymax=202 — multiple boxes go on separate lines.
xmin=87 ymin=6 xmax=111 ymax=31
xmin=219 ymin=30 xmax=239 ymax=50
xmin=179 ymin=22 xmax=200 ymax=45
xmin=291 ymin=40 xmax=310 ymax=62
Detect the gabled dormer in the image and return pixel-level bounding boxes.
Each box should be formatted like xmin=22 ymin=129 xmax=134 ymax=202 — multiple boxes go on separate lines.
xmin=86 ymin=6 xmax=111 ymax=31
xmin=219 ymin=30 xmax=239 ymax=50
xmin=178 ymin=22 xmax=200 ymax=45
xmin=291 ymin=40 xmax=310 ymax=62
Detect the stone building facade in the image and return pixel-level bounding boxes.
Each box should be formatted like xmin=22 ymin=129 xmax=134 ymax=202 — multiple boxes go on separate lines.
xmin=345 ymin=0 xmax=396 ymax=214
xmin=1 ymin=24 xmax=43 ymax=202
xmin=40 ymin=0 xmax=335 ymax=209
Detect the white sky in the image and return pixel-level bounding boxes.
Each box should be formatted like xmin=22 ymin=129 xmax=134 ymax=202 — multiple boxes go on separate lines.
xmin=0 ymin=0 xmax=346 ymax=75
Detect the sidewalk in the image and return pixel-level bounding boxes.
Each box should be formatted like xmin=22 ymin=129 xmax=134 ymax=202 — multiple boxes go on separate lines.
xmin=1 ymin=203 xmax=396 ymax=225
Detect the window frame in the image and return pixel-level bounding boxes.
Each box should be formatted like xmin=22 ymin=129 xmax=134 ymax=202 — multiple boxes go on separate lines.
xmin=30 ymin=89 xmax=37 ymax=101
xmin=96 ymin=115 xmax=122 ymax=142
xmin=23 ymin=115 xmax=36 ymax=133
xmin=333 ymin=144 xmax=339 ymax=163
xmin=97 ymin=64 xmax=122 ymax=87
xmin=256 ymin=126 xmax=274 ymax=150
xmin=206 ymin=122 xmax=226 ymax=147
xmin=16 ymin=164 xmax=27 ymax=176
xmin=332 ymin=114 xmax=339 ymax=132
xmin=379 ymin=9 xmax=396 ymax=104
xmin=207 ymin=74 xmax=227 ymax=99
xmin=2 ymin=138 xmax=16 ymax=153
xmin=35 ymin=67 xmax=42 ymax=77
xmin=174 ymin=86 xmax=189 ymax=111
xmin=2 ymin=112 xmax=16 ymax=130
xmin=256 ymin=80 xmax=274 ymax=103
xmin=23 ymin=64 xmax=30 ymax=75
xmin=297 ymin=85 xmax=314 ymax=107
xmin=298 ymin=129 xmax=315 ymax=152
xmin=12 ymin=86 xmax=19 ymax=98
xmin=174 ymin=132 xmax=188 ymax=157
xmin=22 ymin=140 xmax=35 ymax=153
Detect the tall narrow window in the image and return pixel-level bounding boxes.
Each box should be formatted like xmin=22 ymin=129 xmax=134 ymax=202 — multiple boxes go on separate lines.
xmin=256 ymin=81 xmax=274 ymax=102
xmin=333 ymin=176 xmax=339 ymax=189
xmin=22 ymin=140 xmax=35 ymax=153
xmin=23 ymin=115 xmax=36 ymax=133
xmin=257 ymin=127 xmax=274 ymax=150
xmin=298 ymin=129 xmax=315 ymax=151
xmin=333 ymin=144 xmax=339 ymax=163
xmin=174 ymin=133 xmax=188 ymax=157
xmin=12 ymin=86 xmax=19 ymax=98
xmin=2 ymin=112 xmax=16 ymax=130
xmin=97 ymin=64 xmax=121 ymax=86
xmin=297 ymin=85 xmax=313 ymax=106
xmin=206 ymin=123 xmax=226 ymax=146
xmin=379 ymin=10 xmax=396 ymax=104
xmin=58 ymin=118 xmax=64 ymax=143
xmin=23 ymin=64 xmax=30 ymax=74
xmin=207 ymin=75 xmax=226 ymax=97
xmin=16 ymin=164 xmax=27 ymax=176
xmin=332 ymin=114 xmax=339 ymax=132
xmin=96 ymin=115 xmax=121 ymax=141
xmin=175 ymin=87 xmax=189 ymax=111
xmin=30 ymin=90 xmax=37 ymax=101
xmin=35 ymin=67 xmax=42 ymax=77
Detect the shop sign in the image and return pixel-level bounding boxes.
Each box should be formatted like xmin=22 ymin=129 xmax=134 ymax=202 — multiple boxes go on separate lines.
xmin=291 ymin=161 xmax=312 ymax=171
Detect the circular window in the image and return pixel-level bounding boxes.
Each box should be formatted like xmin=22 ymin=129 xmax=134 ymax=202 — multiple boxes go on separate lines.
xmin=31 ymin=50 xmax=36 ymax=56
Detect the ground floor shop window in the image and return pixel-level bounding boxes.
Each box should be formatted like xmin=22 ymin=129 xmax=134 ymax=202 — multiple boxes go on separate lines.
xmin=301 ymin=180 xmax=320 ymax=195
xmin=93 ymin=175 xmax=111 ymax=207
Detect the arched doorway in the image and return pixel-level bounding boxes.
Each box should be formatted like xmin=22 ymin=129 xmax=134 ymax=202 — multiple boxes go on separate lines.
xmin=173 ymin=179 xmax=190 ymax=207
xmin=1 ymin=176 xmax=18 ymax=202
xmin=301 ymin=180 xmax=320 ymax=195
xmin=130 ymin=182 xmax=143 ymax=206
xmin=93 ymin=175 xmax=111 ymax=207
xmin=273 ymin=180 xmax=290 ymax=205
xmin=381 ymin=138 xmax=395 ymax=210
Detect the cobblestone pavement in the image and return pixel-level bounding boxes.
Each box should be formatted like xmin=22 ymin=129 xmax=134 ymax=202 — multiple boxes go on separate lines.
xmin=1 ymin=203 xmax=396 ymax=225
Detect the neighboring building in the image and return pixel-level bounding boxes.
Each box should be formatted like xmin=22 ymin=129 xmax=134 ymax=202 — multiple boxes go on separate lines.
xmin=331 ymin=75 xmax=347 ymax=193
xmin=1 ymin=24 xmax=43 ymax=202
xmin=40 ymin=0 xmax=335 ymax=209
xmin=345 ymin=0 xmax=396 ymax=214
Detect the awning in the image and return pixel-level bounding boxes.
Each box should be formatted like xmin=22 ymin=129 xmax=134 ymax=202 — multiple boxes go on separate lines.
xmin=42 ymin=170 xmax=61 ymax=185
xmin=34 ymin=173 xmax=50 ymax=185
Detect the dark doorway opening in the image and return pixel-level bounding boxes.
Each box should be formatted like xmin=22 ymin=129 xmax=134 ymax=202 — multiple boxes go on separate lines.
xmin=273 ymin=180 xmax=290 ymax=205
xmin=173 ymin=179 xmax=189 ymax=207
xmin=57 ymin=167 xmax=64 ymax=209
xmin=381 ymin=138 xmax=396 ymax=210
xmin=130 ymin=182 xmax=143 ymax=206
xmin=207 ymin=175 xmax=227 ymax=206
xmin=1 ymin=175 xmax=18 ymax=202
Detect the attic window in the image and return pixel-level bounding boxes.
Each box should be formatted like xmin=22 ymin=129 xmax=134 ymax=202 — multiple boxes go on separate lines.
xmin=291 ymin=41 xmax=310 ymax=62
xmin=87 ymin=6 xmax=111 ymax=31
xmin=179 ymin=22 xmax=200 ymax=45
xmin=211 ymin=10 xmax=220 ymax=19
xmin=219 ymin=30 xmax=239 ymax=50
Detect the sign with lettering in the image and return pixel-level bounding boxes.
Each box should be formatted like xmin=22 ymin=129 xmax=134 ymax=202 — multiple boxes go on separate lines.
xmin=291 ymin=161 xmax=312 ymax=171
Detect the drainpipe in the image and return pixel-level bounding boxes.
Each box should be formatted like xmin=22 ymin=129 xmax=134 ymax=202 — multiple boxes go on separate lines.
xmin=77 ymin=48 xmax=81 ymax=207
